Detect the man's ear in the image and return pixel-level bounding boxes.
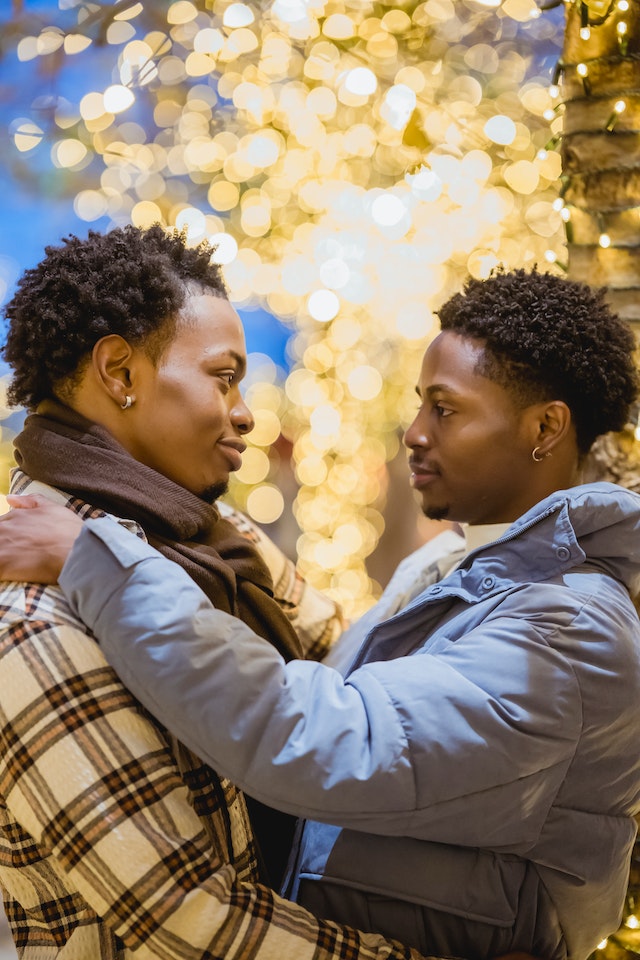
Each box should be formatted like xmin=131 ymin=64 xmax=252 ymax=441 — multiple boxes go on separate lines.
xmin=91 ymin=335 xmax=136 ymax=408
xmin=531 ymin=400 xmax=573 ymax=456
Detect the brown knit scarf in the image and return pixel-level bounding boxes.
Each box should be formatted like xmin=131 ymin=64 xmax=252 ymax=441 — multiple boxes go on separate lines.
xmin=14 ymin=399 xmax=303 ymax=887
xmin=14 ymin=400 xmax=302 ymax=662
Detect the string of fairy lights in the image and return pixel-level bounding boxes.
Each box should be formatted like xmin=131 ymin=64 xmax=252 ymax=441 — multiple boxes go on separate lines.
xmin=550 ymin=0 xmax=637 ymax=251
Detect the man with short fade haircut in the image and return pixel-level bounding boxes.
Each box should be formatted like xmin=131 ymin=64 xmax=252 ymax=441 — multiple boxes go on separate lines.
xmin=0 ymin=224 xmax=434 ymax=960
xmin=2 ymin=268 xmax=640 ymax=960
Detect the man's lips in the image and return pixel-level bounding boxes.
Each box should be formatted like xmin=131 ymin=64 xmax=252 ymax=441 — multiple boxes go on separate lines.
xmin=409 ymin=460 xmax=440 ymax=488
xmin=218 ymin=438 xmax=246 ymax=471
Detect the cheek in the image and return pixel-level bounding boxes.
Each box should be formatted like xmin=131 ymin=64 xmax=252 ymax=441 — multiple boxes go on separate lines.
xmin=134 ymin=402 xmax=199 ymax=464
xmin=454 ymin=416 xmax=514 ymax=449
xmin=150 ymin=378 xmax=210 ymax=424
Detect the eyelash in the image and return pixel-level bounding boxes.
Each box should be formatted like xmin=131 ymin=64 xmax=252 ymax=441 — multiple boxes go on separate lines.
xmin=415 ymin=401 xmax=451 ymax=417
xmin=435 ymin=404 xmax=448 ymax=416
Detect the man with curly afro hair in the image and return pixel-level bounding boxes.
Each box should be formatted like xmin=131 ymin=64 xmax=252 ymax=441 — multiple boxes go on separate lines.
xmin=3 ymin=224 xmax=228 ymax=413
xmin=435 ymin=267 xmax=637 ymax=458
xmin=1 ymin=264 xmax=640 ymax=960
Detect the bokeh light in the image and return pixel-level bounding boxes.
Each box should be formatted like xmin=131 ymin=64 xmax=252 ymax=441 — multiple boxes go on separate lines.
xmin=2 ymin=0 xmax=568 ymax=616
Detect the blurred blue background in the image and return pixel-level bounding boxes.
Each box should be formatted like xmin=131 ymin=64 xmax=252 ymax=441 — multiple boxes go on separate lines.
xmin=0 ymin=0 xmax=293 ymax=370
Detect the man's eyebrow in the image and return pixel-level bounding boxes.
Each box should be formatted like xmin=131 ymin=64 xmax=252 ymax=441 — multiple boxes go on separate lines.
xmin=229 ymin=350 xmax=247 ymax=377
xmin=208 ymin=349 xmax=247 ymax=377
xmin=415 ymin=383 xmax=456 ymax=399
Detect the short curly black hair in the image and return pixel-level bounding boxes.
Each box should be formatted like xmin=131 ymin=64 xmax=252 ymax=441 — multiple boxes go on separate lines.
xmin=2 ymin=224 xmax=228 ymax=410
xmin=436 ymin=268 xmax=639 ymax=455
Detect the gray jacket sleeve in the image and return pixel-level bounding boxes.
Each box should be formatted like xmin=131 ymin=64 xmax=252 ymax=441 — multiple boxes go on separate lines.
xmin=59 ymin=517 xmax=579 ymax=845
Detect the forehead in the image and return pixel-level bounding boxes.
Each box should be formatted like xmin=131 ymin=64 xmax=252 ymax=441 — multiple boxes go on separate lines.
xmin=420 ymin=331 xmax=487 ymax=387
xmin=172 ymin=293 xmax=247 ymax=359
xmin=419 ymin=331 xmax=519 ymax=414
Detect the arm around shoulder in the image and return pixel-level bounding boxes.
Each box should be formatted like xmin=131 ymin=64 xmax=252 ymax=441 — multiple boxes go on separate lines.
xmin=58 ymin=518 xmax=581 ymax=845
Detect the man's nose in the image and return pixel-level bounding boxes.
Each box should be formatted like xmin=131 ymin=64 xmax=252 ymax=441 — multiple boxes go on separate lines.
xmin=404 ymin=412 xmax=429 ymax=450
xmin=231 ymin=394 xmax=255 ymax=435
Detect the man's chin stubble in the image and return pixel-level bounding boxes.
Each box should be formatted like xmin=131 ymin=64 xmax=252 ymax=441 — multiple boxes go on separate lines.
xmin=200 ymin=481 xmax=229 ymax=504
xmin=423 ymin=504 xmax=450 ymax=521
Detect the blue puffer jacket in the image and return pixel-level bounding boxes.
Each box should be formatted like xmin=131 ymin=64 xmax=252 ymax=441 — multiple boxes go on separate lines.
xmin=59 ymin=483 xmax=640 ymax=960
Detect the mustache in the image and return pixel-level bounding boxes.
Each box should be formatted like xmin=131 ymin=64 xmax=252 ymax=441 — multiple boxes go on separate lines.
xmin=408 ymin=458 xmax=440 ymax=473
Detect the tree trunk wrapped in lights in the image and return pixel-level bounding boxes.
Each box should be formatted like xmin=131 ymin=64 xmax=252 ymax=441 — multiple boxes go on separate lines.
xmin=560 ymin=0 xmax=640 ymax=323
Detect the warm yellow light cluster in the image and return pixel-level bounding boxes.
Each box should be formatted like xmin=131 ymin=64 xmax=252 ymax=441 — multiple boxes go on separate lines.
xmin=7 ymin=0 xmax=568 ymax=616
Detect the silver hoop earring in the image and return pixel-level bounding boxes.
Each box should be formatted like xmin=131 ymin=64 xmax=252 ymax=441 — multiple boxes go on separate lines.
xmin=121 ymin=395 xmax=134 ymax=410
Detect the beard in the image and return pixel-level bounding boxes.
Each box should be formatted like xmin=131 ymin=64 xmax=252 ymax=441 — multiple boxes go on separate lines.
xmin=423 ymin=503 xmax=450 ymax=521
xmin=200 ymin=480 xmax=229 ymax=504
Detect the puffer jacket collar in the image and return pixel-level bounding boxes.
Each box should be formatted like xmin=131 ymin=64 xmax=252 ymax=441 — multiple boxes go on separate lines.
xmin=403 ymin=481 xmax=640 ymax=612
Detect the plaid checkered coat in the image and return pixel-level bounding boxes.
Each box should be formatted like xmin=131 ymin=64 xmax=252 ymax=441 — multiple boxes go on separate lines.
xmin=0 ymin=474 xmax=421 ymax=960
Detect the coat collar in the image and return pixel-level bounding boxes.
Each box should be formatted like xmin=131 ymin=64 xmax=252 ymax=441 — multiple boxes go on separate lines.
xmin=407 ymin=482 xmax=640 ymax=609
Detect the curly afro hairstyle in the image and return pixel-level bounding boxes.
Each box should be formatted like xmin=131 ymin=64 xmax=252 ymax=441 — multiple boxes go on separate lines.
xmin=436 ymin=268 xmax=639 ymax=455
xmin=2 ymin=224 xmax=228 ymax=410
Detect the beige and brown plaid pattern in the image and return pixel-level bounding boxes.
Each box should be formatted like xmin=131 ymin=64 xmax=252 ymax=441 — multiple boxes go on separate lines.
xmin=0 ymin=477 xmax=423 ymax=960
xmin=218 ymin=501 xmax=345 ymax=661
